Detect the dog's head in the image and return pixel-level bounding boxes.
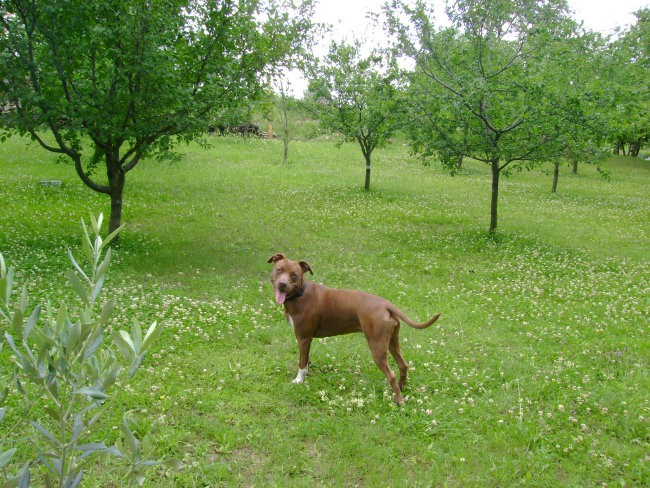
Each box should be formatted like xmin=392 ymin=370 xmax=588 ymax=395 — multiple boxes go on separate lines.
xmin=267 ymin=253 xmax=313 ymax=304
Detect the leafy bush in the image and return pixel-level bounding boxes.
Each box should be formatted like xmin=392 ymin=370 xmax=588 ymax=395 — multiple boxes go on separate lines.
xmin=0 ymin=214 xmax=173 ymax=487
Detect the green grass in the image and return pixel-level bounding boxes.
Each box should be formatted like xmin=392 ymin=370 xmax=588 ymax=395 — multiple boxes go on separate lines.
xmin=1 ymin=134 xmax=649 ymax=487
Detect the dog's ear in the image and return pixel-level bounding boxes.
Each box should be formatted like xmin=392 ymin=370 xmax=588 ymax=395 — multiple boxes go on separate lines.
xmin=267 ymin=253 xmax=286 ymax=264
xmin=299 ymin=260 xmax=313 ymax=275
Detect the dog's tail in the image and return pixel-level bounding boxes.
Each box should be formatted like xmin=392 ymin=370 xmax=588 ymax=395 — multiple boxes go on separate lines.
xmin=388 ymin=305 xmax=441 ymax=329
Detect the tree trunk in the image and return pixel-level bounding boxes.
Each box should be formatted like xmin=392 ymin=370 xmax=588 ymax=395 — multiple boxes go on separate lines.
xmin=109 ymin=185 xmax=124 ymax=239
xmin=364 ymin=152 xmax=371 ymax=190
xmin=551 ymin=160 xmax=560 ymax=193
xmin=630 ymin=141 xmax=640 ymax=157
xmin=455 ymin=154 xmax=463 ymax=170
xmin=282 ymin=102 xmax=289 ymax=165
xmin=279 ymin=79 xmax=289 ymax=164
xmin=282 ymin=133 xmax=289 ymax=164
xmin=107 ymin=158 xmax=125 ymax=241
xmin=572 ymin=160 xmax=578 ymax=175
xmin=489 ymin=160 xmax=500 ymax=235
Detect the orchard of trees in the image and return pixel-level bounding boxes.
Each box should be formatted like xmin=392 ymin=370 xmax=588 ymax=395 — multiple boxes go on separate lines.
xmin=1 ymin=0 xmax=648 ymax=234
xmin=307 ymin=0 xmax=648 ymax=233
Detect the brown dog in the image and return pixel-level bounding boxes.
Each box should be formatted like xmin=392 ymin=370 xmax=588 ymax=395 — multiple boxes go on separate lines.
xmin=268 ymin=253 xmax=440 ymax=406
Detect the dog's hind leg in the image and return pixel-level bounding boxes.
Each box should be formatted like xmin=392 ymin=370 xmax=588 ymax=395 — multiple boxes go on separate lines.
xmin=389 ymin=326 xmax=408 ymax=391
xmin=364 ymin=321 xmax=405 ymax=406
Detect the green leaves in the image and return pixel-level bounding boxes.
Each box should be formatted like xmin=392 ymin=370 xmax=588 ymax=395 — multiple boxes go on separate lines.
xmin=66 ymin=270 xmax=89 ymax=305
xmin=0 ymin=253 xmax=15 ymax=313
xmin=114 ymin=414 xmax=183 ymax=487
xmin=73 ymin=387 xmax=109 ymax=401
xmin=0 ymin=407 xmax=30 ymax=488
xmin=0 ymin=447 xmax=17 ymax=471
xmin=113 ymin=320 xmax=163 ymax=377
xmin=70 ymin=214 xmax=123 ymax=310
xmin=0 ymin=213 xmax=166 ymax=485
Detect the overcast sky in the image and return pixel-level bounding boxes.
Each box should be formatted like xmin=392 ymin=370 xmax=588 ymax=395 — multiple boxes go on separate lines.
xmin=315 ymin=0 xmax=647 ymax=39
xmin=285 ymin=0 xmax=648 ymax=95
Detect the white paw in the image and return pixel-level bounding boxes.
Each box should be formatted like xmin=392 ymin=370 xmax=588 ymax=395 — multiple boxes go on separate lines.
xmin=292 ymin=367 xmax=308 ymax=384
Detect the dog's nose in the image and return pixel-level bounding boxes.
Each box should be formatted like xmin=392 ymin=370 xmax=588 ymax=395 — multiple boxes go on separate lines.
xmin=277 ymin=282 xmax=288 ymax=291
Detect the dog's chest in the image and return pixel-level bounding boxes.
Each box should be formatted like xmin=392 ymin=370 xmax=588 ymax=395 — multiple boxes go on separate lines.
xmin=284 ymin=312 xmax=295 ymax=328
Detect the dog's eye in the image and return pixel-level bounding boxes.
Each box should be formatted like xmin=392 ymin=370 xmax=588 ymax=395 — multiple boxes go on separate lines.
xmin=291 ymin=273 xmax=299 ymax=281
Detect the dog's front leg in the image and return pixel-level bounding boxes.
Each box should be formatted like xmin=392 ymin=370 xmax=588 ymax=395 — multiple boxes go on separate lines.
xmin=293 ymin=337 xmax=312 ymax=383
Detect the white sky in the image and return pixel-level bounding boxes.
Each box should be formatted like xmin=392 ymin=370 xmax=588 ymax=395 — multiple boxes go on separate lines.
xmin=285 ymin=0 xmax=648 ymax=95
xmin=315 ymin=0 xmax=647 ymax=39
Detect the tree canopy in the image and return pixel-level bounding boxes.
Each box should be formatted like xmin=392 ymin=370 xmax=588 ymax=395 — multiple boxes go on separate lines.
xmin=386 ymin=0 xmax=603 ymax=233
xmin=1 ymin=0 xmax=315 ymax=234
xmin=603 ymin=8 xmax=650 ymax=157
xmin=307 ymin=41 xmax=399 ymax=190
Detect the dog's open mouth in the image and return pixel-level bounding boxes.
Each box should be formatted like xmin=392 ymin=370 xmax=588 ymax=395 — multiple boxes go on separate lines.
xmin=274 ymin=288 xmax=286 ymax=304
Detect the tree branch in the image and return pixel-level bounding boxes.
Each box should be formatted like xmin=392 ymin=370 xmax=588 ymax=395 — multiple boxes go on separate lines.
xmin=25 ymin=127 xmax=67 ymax=154
xmin=73 ymin=155 xmax=111 ymax=194
xmin=416 ymin=59 xmax=497 ymax=136
xmin=485 ymin=40 xmax=525 ymax=80
xmin=45 ymin=32 xmax=73 ymax=103
xmin=499 ymin=134 xmax=550 ymax=171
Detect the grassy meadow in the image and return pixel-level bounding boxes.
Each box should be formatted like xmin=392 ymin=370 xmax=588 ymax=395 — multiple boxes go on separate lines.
xmin=0 ymin=133 xmax=648 ymax=487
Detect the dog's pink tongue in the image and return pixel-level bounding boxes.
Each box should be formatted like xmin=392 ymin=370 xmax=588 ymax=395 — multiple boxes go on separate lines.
xmin=275 ymin=289 xmax=286 ymax=304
